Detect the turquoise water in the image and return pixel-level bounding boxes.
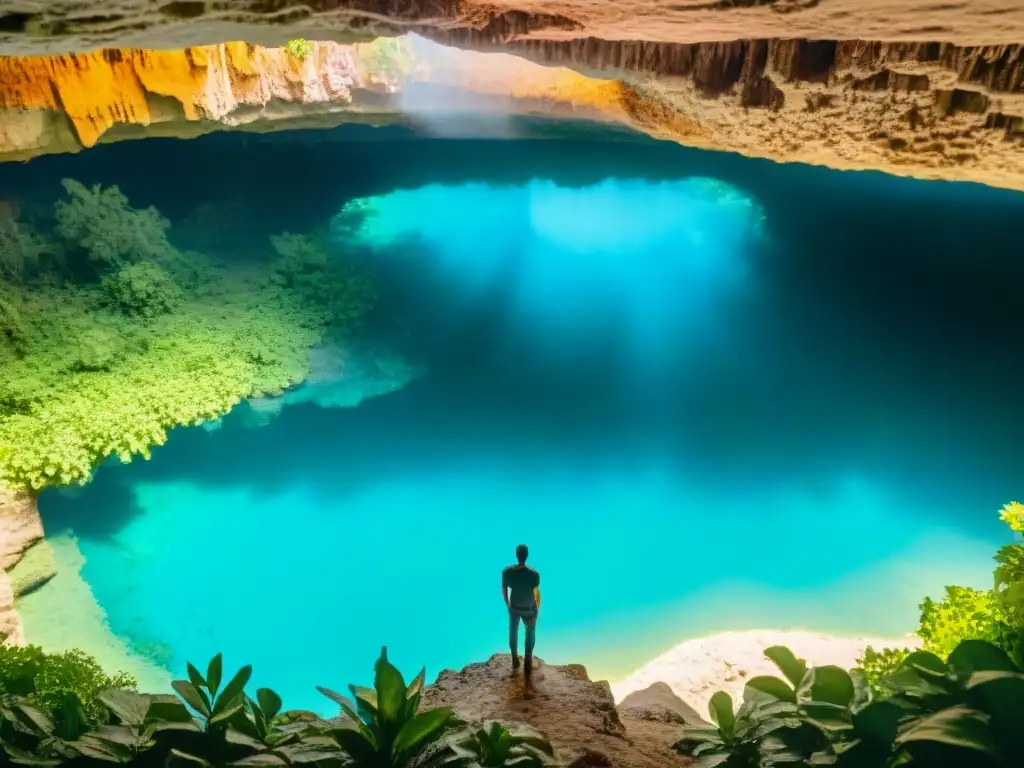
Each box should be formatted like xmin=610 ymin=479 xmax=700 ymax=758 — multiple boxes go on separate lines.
xmin=19 ymin=132 xmax=1021 ymax=712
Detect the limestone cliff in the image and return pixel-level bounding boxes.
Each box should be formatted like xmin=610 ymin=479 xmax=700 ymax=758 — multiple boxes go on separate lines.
xmin=420 ymin=654 xmax=688 ymax=768
xmin=0 ymin=2 xmax=1021 ymax=187
xmin=0 ymin=481 xmax=45 ymax=644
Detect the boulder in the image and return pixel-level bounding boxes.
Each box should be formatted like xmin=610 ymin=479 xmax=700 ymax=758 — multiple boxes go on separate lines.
xmin=617 ymin=682 xmax=708 ymax=727
xmin=421 ymin=654 xmax=688 ymax=768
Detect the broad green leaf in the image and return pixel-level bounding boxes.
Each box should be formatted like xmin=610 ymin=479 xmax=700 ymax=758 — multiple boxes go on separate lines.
xmin=746 ymin=676 xmax=797 ymax=703
xmin=707 ymin=691 xmax=736 ymax=737
xmin=896 ymin=705 xmax=994 ymax=753
xmin=173 ymin=681 xmax=212 ymax=718
xmin=375 ymin=655 xmax=407 ymax=725
xmin=213 ymin=665 xmax=253 ymax=717
xmin=90 ymin=724 xmax=144 ymax=748
xmin=964 ymin=670 xmax=1024 ymax=717
xmin=2 ymin=744 xmax=62 ymax=766
xmin=333 ymin=728 xmax=378 ymax=764
xmin=765 ymin=646 xmax=808 ymax=688
xmin=98 ymin=690 xmax=150 ymax=727
xmin=948 ymin=640 xmax=1016 ymax=676
xmin=406 ymin=668 xmax=426 ymax=699
xmin=230 ymin=755 xmax=287 ymax=767
xmin=517 ymin=734 xmax=555 ymax=756
xmin=147 ymin=695 xmax=195 ymax=723
xmin=693 ymin=754 xmax=731 ymax=768
xmin=349 ymin=685 xmax=379 ymax=722
xmin=187 ymin=663 xmax=208 ymax=695
xmin=209 ymin=704 xmax=244 ymax=728
xmin=902 ymin=651 xmax=946 ymax=677
xmin=807 ymin=666 xmax=855 ymax=707
xmin=392 ymin=707 xmax=452 ymax=756
xmin=852 ymin=701 xmax=904 ymax=746
xmin=257 ymin=688 xmax=283 ymax=720
xmin=71 ymin=737 xmax=132 ymax=763
xmin=10 ymin=701 xmax=54 ymax=736
xmin=225 ymin=728 xmax=268 ymax=750
xmin=207 ymin=655 xmax=223 ymax=698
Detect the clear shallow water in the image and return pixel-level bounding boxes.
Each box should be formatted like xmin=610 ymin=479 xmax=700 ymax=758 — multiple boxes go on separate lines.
xmin=13 ymin=130 xmax=1021 ymax=712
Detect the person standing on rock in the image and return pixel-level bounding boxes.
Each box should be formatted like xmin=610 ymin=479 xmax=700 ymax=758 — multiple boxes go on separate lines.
xmin=503 ymin=544 xmax=541 ymax=687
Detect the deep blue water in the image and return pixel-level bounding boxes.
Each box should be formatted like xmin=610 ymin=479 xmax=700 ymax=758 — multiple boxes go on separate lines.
xmin=4 ymin=125 xmax=1022 ymax=710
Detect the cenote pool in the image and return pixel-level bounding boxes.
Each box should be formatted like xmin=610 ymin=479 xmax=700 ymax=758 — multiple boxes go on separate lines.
xmin=4 ymin=127 xmax=1022 ymax=711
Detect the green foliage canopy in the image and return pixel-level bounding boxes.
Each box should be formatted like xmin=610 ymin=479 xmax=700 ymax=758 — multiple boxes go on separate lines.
xmin=0 ymin=181 xmax=375 ymax=490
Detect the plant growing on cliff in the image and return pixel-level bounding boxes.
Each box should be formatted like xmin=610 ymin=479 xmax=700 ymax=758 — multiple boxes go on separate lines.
xmin=316 ymin=647 xmax=456 ymax=768
xmin=284 ymin=38 xmax=313 ymax=61
xmin=441 ymin=722 xmax=556 ymax=768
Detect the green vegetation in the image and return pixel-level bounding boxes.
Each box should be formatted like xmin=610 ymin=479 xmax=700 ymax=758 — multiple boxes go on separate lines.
xmin=360 ymin=37 xmax=415 ymax=83
xmin=856 ymin=502 xmax=1024 ymax=684
xmin=0 ymin=643 xmax=137 ymax=737
xmin=0 ymin=644 xmax=555 ymax=768
xmin=0 ymin=181 xmax=374 ymax=490
xmin=677 ymin=502 xmax=1024 ymax=767
xmin=676 ymin=639 xmax=1024 ymax=767
xmin=284 ymin=39 xmax=313 ymax=61
xmin=444 ymin=722 xmax=556 ymax=768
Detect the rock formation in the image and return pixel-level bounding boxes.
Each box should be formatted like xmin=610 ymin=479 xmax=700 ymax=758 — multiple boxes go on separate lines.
xmin=0 ymin=3 xmax=1020 ymax=189
xmin=421 ymin=654 xmax=689 ymax=768
xmin=0 ymin=481 xmax=47 ymax=644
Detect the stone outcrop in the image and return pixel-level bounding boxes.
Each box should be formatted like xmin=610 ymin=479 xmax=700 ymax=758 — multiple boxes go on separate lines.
xmin=617 ymin=682 xmax=707 ymax=728
xmin=0 ymin=22 xmax=1022 ymax=189
xmin=0 ymin=1 xmax=1020 ymax=55
xmin=420 ymin=654 xmax=688 ymax=768
xmin=0 ymin=481 xmax=46 ymax=645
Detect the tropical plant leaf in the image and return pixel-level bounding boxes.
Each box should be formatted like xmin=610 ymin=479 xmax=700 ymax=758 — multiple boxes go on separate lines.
xmin=746 ymin=676 xmax=797 ymax=704
xmin=765 ymin=646 xmax=808 ymax=689
xmin=230 ymin=755 xmax=287 ymax=767
xmin=257 ymin=689 xmax=283 ymax=721
xmin=173 ymin=681 xmax=212 ymax=718
xmin=187 ymin=663 xmax=207 ymax=695
xmin=948 ymin=640 xmax=1016 ymax=676
xmin=207 ymin=655 xmax=223 ymax=698
xmin=213 ymin=665 xmax=253 ymax=717
xmin=807 ymin=666 xmax=854 ymax=707
xmin=896 ymin=705 xmax=994 ymax=753
xmin=333 ymin=727 xmax=378 ymax=764
xmin=98 ymin=690 xmax=150 ymax=727
xmin=392 ymin=707 xmax=453 ymax=757
xmin=147 ymin=695 xmax=195 ymax=724
xmin=902 ymin=651 xmax=946 ymax=677
xmin=276 ymin=738 xmax=344 ymax=764
xmin=209 ymin=703 xmax=244 ymax=728
xmin=225 ymin=728 xmax=270 ymax=750
xmin=707 ymin=691 xmax=736 ymax=738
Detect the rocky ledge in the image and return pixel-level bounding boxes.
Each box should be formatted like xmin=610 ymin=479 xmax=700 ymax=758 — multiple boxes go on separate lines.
xmin=0 ymin=3 xmax=1021 ymax=190
xmin=420 ymin=654 xmax=689 ymax=768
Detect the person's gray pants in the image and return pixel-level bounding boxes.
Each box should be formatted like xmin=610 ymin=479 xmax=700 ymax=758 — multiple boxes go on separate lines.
xmin=509 ymin=608 xmax=537 ymax=661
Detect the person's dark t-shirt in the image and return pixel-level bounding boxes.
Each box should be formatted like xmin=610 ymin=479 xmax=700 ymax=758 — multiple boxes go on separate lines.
xmin=503 ymin=564 xmax=540 ymax=611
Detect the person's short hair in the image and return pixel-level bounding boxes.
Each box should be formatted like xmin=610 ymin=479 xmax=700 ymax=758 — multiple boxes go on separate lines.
xmin=516 ymin=544 xmax=529 ymax=563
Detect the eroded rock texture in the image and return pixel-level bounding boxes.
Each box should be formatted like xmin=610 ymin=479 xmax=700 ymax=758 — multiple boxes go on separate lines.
xmin=420 ymin=654 xmax=688 ymax=768
xmin=0 ymin=1 xmax=1020 ymax=188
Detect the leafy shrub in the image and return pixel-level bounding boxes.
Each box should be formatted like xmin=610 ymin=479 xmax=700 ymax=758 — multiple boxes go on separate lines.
xmin=358 ymin=37 xmax=415 ymax=88
xmin=999 ymin=501 xmax=1024 ymax=533
xmin=316 ymin=647 xmax=457 ymax=768
xmin=284 ymin=38 xmax=313 ymax=60
xmin=918 ymin=586 xmax=1006 ymax=660
xmin=100 ymin=261 xmax=181 ymax=318
xmin=54 ymin=179 xmax=174 ymax=272
xmin=0 ymin=643 xmax=136 ymax=729
xmin=444 ymin=722 xmax=556 ymax=767
xmin=0 ymin=220 xmax=50 ymax=282
xmin=676 ymin=639 xmax=1024 ymax=768
xmin=855 ymin=645 xmax=912 ymax=693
